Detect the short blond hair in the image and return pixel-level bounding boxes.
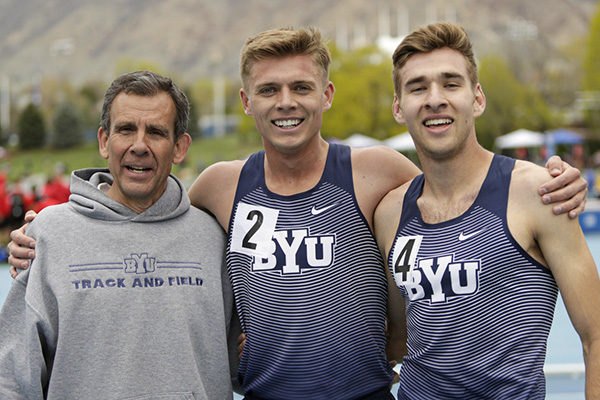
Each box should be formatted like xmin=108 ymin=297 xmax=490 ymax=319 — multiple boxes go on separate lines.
xmin=240 ymin=27 xmax=331 ymax=90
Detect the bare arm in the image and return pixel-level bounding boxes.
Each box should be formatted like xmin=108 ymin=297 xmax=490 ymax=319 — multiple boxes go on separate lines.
xmin=352 ymin=146 xmax=421 ymax=229
xmin=374 ymin=185 xmax=411 ymax=363
xmin=510 ymin=162 xmax=600 ymax=398
xmin=187 ymin=160 xmax=245 ymax=231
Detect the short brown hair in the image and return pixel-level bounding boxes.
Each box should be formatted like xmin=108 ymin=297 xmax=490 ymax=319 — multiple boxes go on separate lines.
xmin=240 ymin=27 xmax=331 ymax=90
xmin=392 ymin=22 xmax=478 ymax=95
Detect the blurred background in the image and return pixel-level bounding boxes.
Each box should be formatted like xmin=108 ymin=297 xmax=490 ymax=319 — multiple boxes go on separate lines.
xmin=0 ymin=1 xmax=598 ymax=242
xmin=0 ymin=1 xmax=599 ymax=398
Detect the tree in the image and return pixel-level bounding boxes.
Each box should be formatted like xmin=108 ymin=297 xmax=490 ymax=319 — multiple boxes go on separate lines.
xmin=583 ymin=2 xmax=600 ymax=91
xmin=17 ymin=103 xmax=46 ymax=149
xmin=582 ymin=2 xmax=600 ymax=137
xmin=183 ymin=86 xmax=201 ymax=138
xmin=323 ymin=45 xmax=398 ymax=140
xmin=78 ymin=81 xmax=107 ymax=134
xmin=51 ymin=101 xmax=84 ymax=149
xmin=477 ymin=55 xmax=558 ymax=150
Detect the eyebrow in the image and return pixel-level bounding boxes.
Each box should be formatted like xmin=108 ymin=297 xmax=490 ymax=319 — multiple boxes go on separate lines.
xmin=404 ymin=72 xmax=466 ymax=88
xmin=113 ymin=121 xmax=170 ymax=135
xmin=255 ymin=79 xmax=316 ymax=90
xmin=145 ymin=124 xmax=169 ymax=135
xmin=113 ymin=121 xmax=136 ymax=131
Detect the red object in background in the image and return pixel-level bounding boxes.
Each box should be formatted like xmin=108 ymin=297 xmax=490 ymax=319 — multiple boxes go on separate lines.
xmin=32 ymin=176 xmax=71 ymax=213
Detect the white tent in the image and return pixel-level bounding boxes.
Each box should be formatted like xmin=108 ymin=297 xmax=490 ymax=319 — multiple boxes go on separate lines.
xmin=384 ymin=132 xmax=415 ymax=151
xmin=342 ymin=133 xmax=382 ymax=148
xmin=494 ymin=129 xmax=545 ymax=149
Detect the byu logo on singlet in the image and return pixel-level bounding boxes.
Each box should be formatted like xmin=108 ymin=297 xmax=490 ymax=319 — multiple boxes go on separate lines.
xmin=391 ymin=236 xmax=481 ymax=303
xmin=230 ymin=202 xmax=336 ymax=275
xmin=123 ymin=253 xmax=156 ymax=274
xmin=252 ymin=229 xmax=336 ymax=274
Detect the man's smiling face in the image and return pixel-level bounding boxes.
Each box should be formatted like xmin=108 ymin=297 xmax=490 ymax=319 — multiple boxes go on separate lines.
xmin=240 ymin=54 xmax=334 ymax=154
xmin=393 ymin=47 xmax=485 ymax=161
xmin=99 ymin=91 xmax=190 ymax=213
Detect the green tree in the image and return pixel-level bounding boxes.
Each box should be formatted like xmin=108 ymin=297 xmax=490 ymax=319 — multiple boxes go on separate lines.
xmin=78 ymin=80 xmax=107 ymax=134
xmin=18 ymin=103 xmax=46 ymax=149
xmin=582 ymin=2 xmax=600 ymax=136
xmin=477 ymin=55 xmax=558 ymax=150
xmin=183 ymin=86 xmax=201 ymax=138
xmin=324 ymin=45 xmax=398 ymax=141
xmin=51 ymin=101 xmax=84 ymax=149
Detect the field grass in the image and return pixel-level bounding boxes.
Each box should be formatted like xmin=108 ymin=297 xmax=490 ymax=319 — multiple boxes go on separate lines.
xmin=0 ymin=134 xmax=264 ymax=183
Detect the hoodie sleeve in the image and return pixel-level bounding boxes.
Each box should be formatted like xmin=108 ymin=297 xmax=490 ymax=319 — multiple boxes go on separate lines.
xmin=0 ymin=269 xmax=51 ymax=399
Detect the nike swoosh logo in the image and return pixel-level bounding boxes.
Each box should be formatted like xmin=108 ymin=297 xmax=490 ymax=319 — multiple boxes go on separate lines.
xmin=311 ymin=203 xmax=338 ymax=215
xmin=458 ymin=229 xmax=486 ymax=241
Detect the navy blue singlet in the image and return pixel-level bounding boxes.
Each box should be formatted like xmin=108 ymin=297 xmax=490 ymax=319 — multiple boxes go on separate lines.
xmin=388 ymin=154 xmax=559 ymax=399
xmin=227 ymin=144 xmax=393 ymax=399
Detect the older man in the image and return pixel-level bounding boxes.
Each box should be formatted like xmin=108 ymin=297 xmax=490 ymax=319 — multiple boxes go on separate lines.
xmin=0 ymin=71 xmax=234 ymax=399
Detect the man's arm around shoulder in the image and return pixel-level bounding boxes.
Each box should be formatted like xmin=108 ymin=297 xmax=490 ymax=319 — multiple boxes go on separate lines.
xmin=188 ymin=160 xmax=245 ymax=231
xmin=374 ymin=183 xmax=413 ymax=363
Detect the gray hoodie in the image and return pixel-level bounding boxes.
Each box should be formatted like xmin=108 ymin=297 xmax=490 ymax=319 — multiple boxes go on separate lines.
xmin=0 ymin=168 xmax=233 ymax=399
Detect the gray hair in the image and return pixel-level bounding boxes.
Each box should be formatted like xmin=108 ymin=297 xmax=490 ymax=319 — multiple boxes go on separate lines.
xmin=100 ymin=71 xmax=190 ymax=140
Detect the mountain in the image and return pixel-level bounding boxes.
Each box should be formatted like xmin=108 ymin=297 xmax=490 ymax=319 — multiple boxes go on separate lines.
xmin=0 ymin=0 xmax=596 ymax=89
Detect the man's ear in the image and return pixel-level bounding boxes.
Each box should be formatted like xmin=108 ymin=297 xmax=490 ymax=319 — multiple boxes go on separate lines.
xmin=98 ymin=127 xmax=109 ymax=160
xmin=392 ymin=94 xmax=406 ymax=125
xmin=473 ymin=83 xmax=486 ymax=118
xmin=322 ymin=81 xmax=335 ymax=112
xmin=240 ymin=88 xmax=253 ymax=116
xmin=172 ymin=133 xmax=192 ymax=165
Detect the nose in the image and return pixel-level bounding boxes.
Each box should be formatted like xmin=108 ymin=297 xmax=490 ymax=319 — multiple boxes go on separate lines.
xmin=276 ymin=87 xmax=297 ymax=110
xmin=425 ymin=84 xmax=448 ymax=112
xmin=129 ymin=130 xmax=150 ymax=155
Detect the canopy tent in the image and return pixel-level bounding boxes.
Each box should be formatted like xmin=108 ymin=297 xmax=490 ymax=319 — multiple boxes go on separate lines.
xmin=545 ymin=128 xmax=585 ymax=158
xmin=545 ymin=128 xmax=584 ymax=145
xmin=494 ymin=129 xmax=545 ymax=149
xmin=342 ymin=133 xmax=382 ymax=148
xmin=383 ymin=132 xmax=416 ymax=151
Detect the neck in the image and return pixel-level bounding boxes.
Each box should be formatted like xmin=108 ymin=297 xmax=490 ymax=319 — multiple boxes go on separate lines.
xmin=263 ymin=137 xmax=329 ymax=195
xmin=417 ymin=144 xmax=494 ymax=223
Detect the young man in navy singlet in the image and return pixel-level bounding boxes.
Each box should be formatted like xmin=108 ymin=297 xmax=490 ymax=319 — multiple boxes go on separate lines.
xmin=375 ymin=22 xmax=600 ymax=399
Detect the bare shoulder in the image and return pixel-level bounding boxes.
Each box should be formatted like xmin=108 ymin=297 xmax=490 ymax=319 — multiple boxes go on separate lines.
xmin=351 ymin=145 xmax=420 ymax=200
xmin=351 ymin=145 xmax=418 ymax=176
xmin=376 ymin=180 xmax=412 ymax=221
xmin=188 ymin=159 xmax=246 ymax=229
xmin=510 ymin=160 xmax=552 ymax=201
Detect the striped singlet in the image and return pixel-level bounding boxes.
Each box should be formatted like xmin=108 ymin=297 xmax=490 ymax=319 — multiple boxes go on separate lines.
xmin=227 ymin=144 xmax=393 ymax=400
xmin=388 ymin=155 xmax=559 ymax=400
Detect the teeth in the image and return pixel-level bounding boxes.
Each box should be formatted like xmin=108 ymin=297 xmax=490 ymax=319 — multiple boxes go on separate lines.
xmin=128 ymin=166 xmax=149 ymax=173
xmin=425 ymin=118 xmax=452 ymax=127
xmin=274 ymin=119 xmax=301 ymax=128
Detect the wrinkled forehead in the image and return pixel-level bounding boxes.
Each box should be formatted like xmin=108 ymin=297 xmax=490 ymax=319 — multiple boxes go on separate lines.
xmin=110 ymin=92 xmax=176 ymax=132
